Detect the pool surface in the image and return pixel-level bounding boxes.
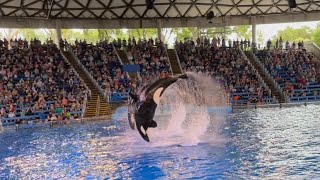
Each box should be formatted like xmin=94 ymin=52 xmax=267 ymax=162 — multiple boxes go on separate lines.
xmin=0 ymin=105 xmax=319 ymax=179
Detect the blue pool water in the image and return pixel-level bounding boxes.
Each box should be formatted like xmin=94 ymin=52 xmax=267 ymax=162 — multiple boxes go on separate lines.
xmin=0 ymin=105 xmax=320 ymax=179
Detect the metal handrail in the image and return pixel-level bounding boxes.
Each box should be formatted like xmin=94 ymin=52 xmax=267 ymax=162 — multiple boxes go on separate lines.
xmin=81 ymin=92 xmax=88 ymax=119
xmin=61 ymin=45 xmax=91 ymax=98
xmin=240 ymin=49 xmax=276 ymax=103
xmin=96 ymin=95 xmax=100 ymax=116
xmin=163 ymin=44 xmax=174 ymax=76
xmin=113 ymin=44 xmax=124 ymax=65
xmin=0 ymin=117 xmax=3 ymax=131
xmin=67 ymin=45 xmax=106 ymax=100
xmin=249 ymin=51 xmax=287 ymax=102
xmin=173 ymin=47 xmax=183 ymax=74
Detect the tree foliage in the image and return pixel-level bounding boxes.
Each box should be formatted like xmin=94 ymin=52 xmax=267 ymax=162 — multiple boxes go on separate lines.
xmin=174 ymin=27 xmax=198 ymax=42
xmin=311 ymin=23 xmax=320 ymax=47
xmin=2 ymin=24 xmax=320 ymax=47
xmin=232 ymin=25 xmax=251 ymax=40
xmin=272 ymin=26 xmax=313 ymax=43
xmin=199 ymin=27 xmax=233 ymax=39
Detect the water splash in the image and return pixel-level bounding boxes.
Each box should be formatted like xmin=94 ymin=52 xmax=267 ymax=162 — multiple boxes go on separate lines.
xmin=146 ymin=72 xmax=229 ymax=146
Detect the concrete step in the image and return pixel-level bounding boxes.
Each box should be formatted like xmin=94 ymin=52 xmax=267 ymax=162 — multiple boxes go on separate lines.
xmin=63 ymin=50 xmax=117 ymax=117
xmin=167 ymin=49 xmax=182 ymax=75
xmin=244 ymin=51 xmax=286 ymax=103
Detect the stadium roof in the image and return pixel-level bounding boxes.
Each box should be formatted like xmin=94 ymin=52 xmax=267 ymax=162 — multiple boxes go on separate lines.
xmin=0 ymin=0 xmax=320 ymax=29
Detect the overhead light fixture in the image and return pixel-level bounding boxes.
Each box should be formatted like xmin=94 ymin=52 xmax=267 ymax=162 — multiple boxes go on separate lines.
xmin=146 ymin=0 xmax=154 ymax=9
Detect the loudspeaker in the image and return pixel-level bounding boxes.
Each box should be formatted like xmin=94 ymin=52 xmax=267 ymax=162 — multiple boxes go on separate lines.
xmin=207 ymin=11 xmax=214 ymax=19
xmin=288 ymin=0 xmax=297 ymax=8
xmin=146 ymin=0 xmax=154 ymax=9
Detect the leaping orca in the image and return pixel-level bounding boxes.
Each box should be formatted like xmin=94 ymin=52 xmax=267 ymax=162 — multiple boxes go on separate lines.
xmin=128 ymin=73 xmax=188 ymax=142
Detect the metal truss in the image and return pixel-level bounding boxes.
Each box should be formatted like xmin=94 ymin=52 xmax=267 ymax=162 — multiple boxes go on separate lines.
xmin=0 ymin=0 xmax=320 ymax=20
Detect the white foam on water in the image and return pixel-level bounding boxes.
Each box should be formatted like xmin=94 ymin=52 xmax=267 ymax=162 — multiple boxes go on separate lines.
xmin=144 ymin=72 xmax=230 ymax=147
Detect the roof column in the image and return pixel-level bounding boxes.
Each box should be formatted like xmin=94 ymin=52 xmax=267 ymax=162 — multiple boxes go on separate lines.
xmin=251 ymin=16 xmax=256 ymax=44
xmin=157 ymin=19 xmax=163 ymax=42
xmin=55 ymin=20 xmax=62 ymax=47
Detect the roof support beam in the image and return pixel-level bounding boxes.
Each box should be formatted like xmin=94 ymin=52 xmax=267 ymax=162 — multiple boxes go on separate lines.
xmin=47 ymin=0 xmax=54 ymax=19
xmin=0 ymin=11 xmax=319 ymax=29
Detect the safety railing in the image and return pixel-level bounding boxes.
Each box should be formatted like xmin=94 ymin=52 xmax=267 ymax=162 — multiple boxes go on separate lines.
xmin=248 ymin=51 xmax=287 ymax=102
xmin=232 ymin=100 xmax=320 ymax=111
xmin=66 ymin=45 xmax=106 ymax=100
xmin=289 ymin=95 xmax=320 ymax=102
xmin=81 ymin=92 xmax=88 ymax=119
xmin=96 ymin=95 xmax=100 ymax=116
xmin=113 ymin=44 xmax=124 ymax=65
xmin=62 ymin=45 xmax=91 ymax=98
xmin=173 ymin=46 xmax=183 ymax=74
xmin=240 ymin=49 xmax=277 ymax=104
xmin=0 ymin=110 xmax=83 ymax=126
xmin=163 ymin=45 xmax=174 ymax=76
xmin=0 ymin=117 xmax=3 ymax=131
xmin=106 ymin=92 xmax=130 ymax=103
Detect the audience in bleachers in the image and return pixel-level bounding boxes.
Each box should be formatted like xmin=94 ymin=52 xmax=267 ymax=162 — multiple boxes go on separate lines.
xmin=175 ymin=38 xmax=273 ymax=105
xmin=72 ymin=40 xmax=132 ymax=97
xmin=0 ymin=38 xmax=87 ymax=124
xmin=255 ymin=39 xmax=320 ymax=102
xmin=2 ymin=33 xmax=320 ymax=127
xmin=125 ymin=38 xmax=172 ymax=82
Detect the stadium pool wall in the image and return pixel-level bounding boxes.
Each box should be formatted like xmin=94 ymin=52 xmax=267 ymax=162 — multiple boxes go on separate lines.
xmin=0 ymin=105 xmax=319 ymax=179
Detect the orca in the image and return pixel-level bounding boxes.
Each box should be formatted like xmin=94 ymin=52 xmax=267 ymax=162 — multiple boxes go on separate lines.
xmin=128 ymin=73 xmax=188 ymax=142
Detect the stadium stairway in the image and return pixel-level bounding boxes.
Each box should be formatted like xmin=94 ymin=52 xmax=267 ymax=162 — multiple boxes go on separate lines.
xmin=116 ymin=49 xmax=138 ymax=80
xmin=244 ymin=51 xmax=286 ymax=103
xmin=167 ymin=49 xmax=182 ymax=75
xmin=117 ymin=49 xmax=130 ymax=64
xmin=62 ymin=51 xmax=112 ymax=117
xmin=305 ymin=42 xmax=320 ymax=60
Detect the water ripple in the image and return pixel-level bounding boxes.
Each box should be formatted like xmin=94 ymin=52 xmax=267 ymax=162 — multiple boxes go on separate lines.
xmin=0 ymin=105 xmax=320 ymax=179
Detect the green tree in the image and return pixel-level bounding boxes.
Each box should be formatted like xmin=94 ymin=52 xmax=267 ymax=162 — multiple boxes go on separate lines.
xmin=199 ymin=26 xmax=233 ymax=39
xmin=18 ymin=29 xmax=37 ymax=41
xmin=272 ymin=26 xmax=313 ymax=43
xmin=174 ymin=27 xmax=199 ymax=42
xmin=232 ymin=25 xmax=251 ymax=40
xmin=311 ymin=23 xmax=320 ymax=46
xmin=127 ymin=28 xmax=157 ymax=40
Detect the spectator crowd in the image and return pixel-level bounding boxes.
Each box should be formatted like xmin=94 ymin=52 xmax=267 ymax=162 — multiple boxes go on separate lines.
xmin=255 ymin=38 xmax=320 ymax=101
xmin=0 ymin=38 xmax=87 ymax=125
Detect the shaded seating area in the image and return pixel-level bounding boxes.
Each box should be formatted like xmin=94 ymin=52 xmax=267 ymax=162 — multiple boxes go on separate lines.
xmin=0 ymin=39 xmax=88 ymax=126
xmin=175 ymin=40 xmax=274 ymax=105
xmin=255 ymin=48 xmax=320 ymax=102
xmin=126 ymin=38 xmax=172 ymax=82
xmin=71 ymin=40 xmax=132 ymax=98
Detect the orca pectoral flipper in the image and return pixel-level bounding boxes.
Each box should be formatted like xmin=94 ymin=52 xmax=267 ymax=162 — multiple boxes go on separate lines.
xmin=149 ymin=120 xmax=157 ymax=128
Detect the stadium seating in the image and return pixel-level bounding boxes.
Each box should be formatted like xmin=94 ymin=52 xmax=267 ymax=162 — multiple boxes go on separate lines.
xmin=254 ymin=47 xmax=320 ymax=102
xmin=0 ymin=39 xmax=87 ymax=126
xmin=125 ymin=38 xmax=172 ymax=82
xmin=175 ymin=39 xmax=274 ymax=105
xmin=71 ymin=40 xmax=132 ymax=97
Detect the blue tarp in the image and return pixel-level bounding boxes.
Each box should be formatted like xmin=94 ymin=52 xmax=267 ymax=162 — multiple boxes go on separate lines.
xmin=123 ymin=65 xmax=140 ymax=73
